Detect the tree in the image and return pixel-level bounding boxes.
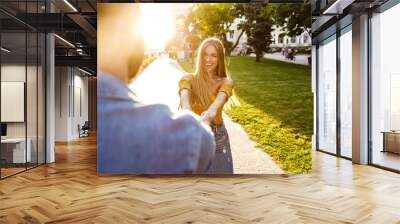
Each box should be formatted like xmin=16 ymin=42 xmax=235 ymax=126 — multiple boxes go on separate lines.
xmin=182 ymin=3 xmax=243 ymax=55
xmin=184 ymin=33 xmax=202 ymax=66
xmin=273 ymin=2 xmax=311 ymax=37
xmin=234 ymin=4 xmax=274 ymax=62
xmin=165 ymin=37 xmax=178 ymax=59
xmin=273 ymin=2 xmax=311 ymax=64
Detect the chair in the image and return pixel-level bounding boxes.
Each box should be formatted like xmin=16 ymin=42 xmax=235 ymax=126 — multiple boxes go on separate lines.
xmin=78 ymin=121 xmax=90 ymax=138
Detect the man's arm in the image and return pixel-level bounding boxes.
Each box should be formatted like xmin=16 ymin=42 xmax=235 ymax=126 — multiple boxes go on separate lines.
xmin=194 ymin=123 xmax=215 ymax=173
xmin=159 ymin=108 xmax=215 ymax=174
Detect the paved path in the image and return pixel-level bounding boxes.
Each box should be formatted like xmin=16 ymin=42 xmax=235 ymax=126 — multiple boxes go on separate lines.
xmin=223 ymin=113 xmax=284 ymax=174
xmin=130 ymin=58 xmax=284 ymax=174
xmin=250 ymin=52 xmax=310 ymax=66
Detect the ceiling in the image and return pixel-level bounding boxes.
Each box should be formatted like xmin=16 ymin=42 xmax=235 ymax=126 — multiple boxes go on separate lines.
xmin=0 ymin=0 xmax=97 ymax=73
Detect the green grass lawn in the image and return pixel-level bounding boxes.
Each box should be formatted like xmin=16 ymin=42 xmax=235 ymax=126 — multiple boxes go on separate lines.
xmin=179 ymin=56 xmax=313 ymax=173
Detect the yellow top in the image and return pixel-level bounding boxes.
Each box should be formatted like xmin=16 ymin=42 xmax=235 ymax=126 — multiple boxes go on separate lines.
xmin=178 ymin=76 xmax=233 ymax=125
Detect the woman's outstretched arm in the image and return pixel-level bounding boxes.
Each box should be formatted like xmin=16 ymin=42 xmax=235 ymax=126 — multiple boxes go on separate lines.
xmin=180 ymin=89 xmax=192 ymax=110
xmin=201 ymin=78 xmax=233 ymax=125
xmin=179 ymin=74 xmax=193 ymax=110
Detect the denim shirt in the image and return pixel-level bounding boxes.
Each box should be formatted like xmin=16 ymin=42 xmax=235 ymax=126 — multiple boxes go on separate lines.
xmin=97 ymin=72 xmax=215 ymax=174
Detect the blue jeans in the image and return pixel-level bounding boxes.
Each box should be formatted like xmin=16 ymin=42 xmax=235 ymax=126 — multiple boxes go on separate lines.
xmin=211 ymin=124 xmax=234 ymax=174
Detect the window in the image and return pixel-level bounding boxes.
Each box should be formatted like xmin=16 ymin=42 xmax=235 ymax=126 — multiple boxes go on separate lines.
xmin=317 ymin=35 xmax=337 ymax=154
xmin=278 ymin=34 xmax=284 ymax=44
xmin=0 ymin=1 xmax=46 ymax=179
xmin=303 ymin=34 xmax=309 ymax=44
xmin=370 ymin=3 xmax=400 ymax=171
xmin=339 ymin=26 xmax=352 ymax=158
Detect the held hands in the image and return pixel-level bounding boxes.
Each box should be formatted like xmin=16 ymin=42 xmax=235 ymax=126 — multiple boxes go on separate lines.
xmin=200 ymin=91 xmax=228 ymax=125
xmin=180 ymin=89 xmax=192 ymax=111
xmin=182 ymin=105 xmax=192 ymax=111
xmin=200 ymin=109 xmax=217 ymax=126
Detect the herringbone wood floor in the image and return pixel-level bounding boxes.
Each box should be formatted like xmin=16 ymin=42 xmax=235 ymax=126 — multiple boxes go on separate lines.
xmin=1 ymin=134 xmax=400 ymax=223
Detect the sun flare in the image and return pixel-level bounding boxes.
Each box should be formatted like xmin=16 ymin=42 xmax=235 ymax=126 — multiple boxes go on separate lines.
xmin=139 ymin=4 xmax=175 ymax=51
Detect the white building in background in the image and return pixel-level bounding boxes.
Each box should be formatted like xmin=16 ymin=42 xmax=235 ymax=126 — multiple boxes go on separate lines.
xmin=270 ymin=25 xmax=311 ymax=48
xmin=227 ymin=19 xmax=311 ymax=55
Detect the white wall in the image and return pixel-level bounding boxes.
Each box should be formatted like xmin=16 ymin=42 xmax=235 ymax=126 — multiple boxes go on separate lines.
xmin=55 ymin=67 xmax=89 ymax=141
xmin=1 ymin=65 xmax=38 ymax=138
xmin=1 ymin=65 xmax=26 ymax=143
xmin=71 ymin=72 xmax=89 ymax=138
xmin=1 ymin=63 xmax=46 ymax=164
xmin=55 ymin=66 xmax=69 ymax=141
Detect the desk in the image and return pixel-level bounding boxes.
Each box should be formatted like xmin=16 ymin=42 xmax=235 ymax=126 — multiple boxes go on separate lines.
xmin=382 ymin=131 xmax=400 ymax=154
xmin=1 ymin=138 xmax=31 ymax=163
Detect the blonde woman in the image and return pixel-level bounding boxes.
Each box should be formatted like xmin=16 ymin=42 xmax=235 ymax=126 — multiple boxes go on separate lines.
xmin=179 ymin=37 xmax=234 ymax=174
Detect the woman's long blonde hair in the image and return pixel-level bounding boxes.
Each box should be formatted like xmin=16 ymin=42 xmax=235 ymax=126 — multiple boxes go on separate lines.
xmin=191 ymin=37 xmax=229 ymax=108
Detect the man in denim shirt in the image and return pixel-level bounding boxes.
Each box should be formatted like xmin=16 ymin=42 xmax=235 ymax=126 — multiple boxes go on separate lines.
xmin=97 ymin=4 xmax=215 ymax=174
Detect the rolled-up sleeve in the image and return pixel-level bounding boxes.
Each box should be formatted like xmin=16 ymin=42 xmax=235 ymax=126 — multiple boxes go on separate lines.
xmin=178 ymin=75 xmax=193 ymax=96
xmin=218 ymin=78 xmax=234 ymax=98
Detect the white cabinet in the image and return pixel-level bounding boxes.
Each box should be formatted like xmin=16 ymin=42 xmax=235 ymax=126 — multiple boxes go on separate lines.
xmin=1 ymin=138 xmax=32 ymax=163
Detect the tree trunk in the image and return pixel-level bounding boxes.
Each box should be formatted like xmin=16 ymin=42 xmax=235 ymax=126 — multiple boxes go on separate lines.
xmin=228 ymin=29 xmax=245 ymax=55
xmin=256 ymin=53 xmax=261 ymax=62
xmin=221 ymin=34 xmax=231 ymax=57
